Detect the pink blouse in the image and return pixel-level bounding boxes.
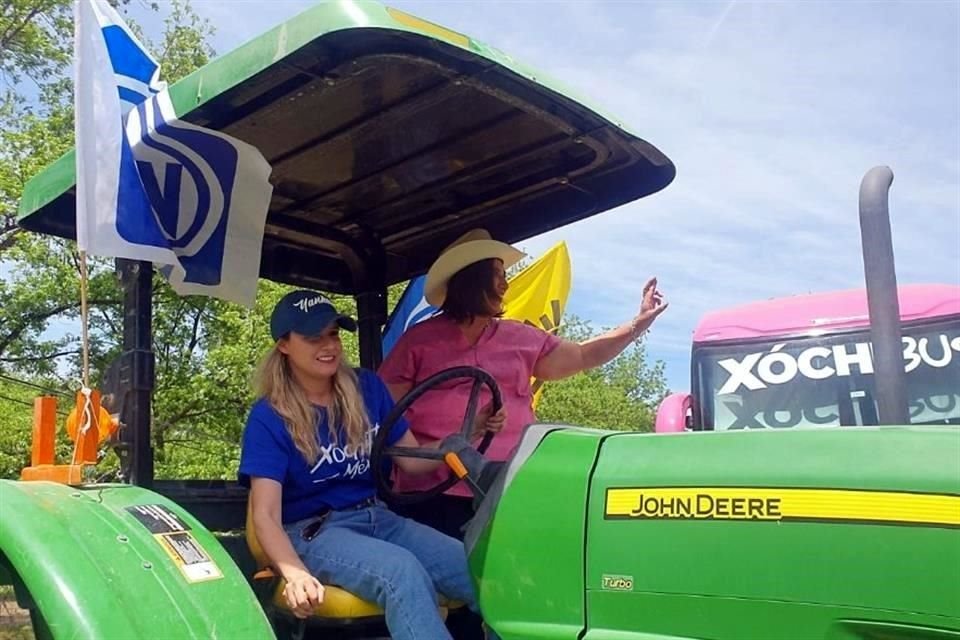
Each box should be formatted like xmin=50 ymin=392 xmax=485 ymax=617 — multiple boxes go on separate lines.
xmin=378 ymin=315 xmax=561 ymax=497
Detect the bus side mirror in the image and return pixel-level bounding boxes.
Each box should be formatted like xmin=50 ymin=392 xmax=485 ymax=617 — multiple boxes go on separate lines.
xmin=655 ymin=393 xmax=692 ymax=433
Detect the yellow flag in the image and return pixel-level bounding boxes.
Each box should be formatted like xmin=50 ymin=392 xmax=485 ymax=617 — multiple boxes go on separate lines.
xmin=501 ymin=242 xmax=572 ymax=409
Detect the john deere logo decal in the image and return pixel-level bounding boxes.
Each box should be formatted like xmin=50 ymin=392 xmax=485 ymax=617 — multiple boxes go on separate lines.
xmin=604 ymin=487 xmax=960 ymax=529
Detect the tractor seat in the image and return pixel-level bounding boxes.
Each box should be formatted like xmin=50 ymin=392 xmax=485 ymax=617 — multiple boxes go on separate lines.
xmin=245 ymin=500 xmax=461 ymax=622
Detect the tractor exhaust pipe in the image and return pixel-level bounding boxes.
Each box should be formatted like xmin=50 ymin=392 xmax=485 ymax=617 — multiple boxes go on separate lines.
xmin=858 ymin=166 xmax=909 ymax=425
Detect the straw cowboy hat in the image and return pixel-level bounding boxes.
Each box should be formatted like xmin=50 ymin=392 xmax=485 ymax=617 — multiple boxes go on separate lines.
xmin=424 ymin=229 xmax=525 ymax=306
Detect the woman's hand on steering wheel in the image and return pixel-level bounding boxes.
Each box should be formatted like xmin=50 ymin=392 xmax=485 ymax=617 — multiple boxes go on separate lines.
xmin=470 ymin=401 xmax=506 ymax=441
xmin=372 ymin=366 xmax=504 ymax=504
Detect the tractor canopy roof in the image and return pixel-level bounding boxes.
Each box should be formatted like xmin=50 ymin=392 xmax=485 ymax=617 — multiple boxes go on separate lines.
xmin=17 ymin=1 xmax=674 ymax=295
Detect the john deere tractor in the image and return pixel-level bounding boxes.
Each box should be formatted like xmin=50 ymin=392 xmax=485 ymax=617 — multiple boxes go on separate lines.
xmin=2 ymin=2 xmax=957 ymax=638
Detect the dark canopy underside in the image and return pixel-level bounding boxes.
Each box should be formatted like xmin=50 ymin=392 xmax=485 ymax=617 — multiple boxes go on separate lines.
xmin=19 ymin=11 xmax=675 ymax=295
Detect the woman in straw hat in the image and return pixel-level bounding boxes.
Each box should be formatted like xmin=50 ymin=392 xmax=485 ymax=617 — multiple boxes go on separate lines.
xmin=239 ymin=290 xmax=499 ymax=640
xmin=379 ymin=227 xmax=668 ymax=528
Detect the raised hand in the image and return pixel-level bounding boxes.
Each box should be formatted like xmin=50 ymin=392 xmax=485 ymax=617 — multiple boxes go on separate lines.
xmin=632 ymin=277 xmax=668 ymax=336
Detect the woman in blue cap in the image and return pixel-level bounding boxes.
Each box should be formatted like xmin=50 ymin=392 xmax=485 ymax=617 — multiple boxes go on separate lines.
xmin=238 ymin=290 xmax=498 ymax=640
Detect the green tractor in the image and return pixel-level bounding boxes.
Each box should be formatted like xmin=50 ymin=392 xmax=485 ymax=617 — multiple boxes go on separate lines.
xmin=3 ymin=2 xmax=958 ymax=639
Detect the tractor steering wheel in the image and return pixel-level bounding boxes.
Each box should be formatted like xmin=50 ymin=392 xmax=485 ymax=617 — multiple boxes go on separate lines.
xmin=371 ymin=366 xmax=503 ymax=505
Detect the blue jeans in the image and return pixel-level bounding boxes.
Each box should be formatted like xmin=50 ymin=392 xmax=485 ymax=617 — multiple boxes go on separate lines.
xmin=285 ymin=501 xmax=480 ymax=640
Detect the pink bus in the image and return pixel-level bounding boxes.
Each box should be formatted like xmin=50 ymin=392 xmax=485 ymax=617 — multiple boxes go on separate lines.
xmin=656 ymin=283 xmax=960 ymax=432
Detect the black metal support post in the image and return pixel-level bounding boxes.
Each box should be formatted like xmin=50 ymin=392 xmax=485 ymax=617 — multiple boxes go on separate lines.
xmin=117 ymin=259 xmax=156 ymax=487
xmin=356 ymin=289 xmax=387 ymax=370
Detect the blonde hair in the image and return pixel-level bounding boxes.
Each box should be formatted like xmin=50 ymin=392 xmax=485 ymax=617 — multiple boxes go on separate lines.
xmin=254 ymin=346 xmax=371 ymax=465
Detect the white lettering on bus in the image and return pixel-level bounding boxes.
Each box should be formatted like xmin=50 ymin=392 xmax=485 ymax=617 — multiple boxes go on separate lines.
xmin=796 ymin=346 xmax=834 ymax=380
xmin=718 ymin=333 xmax=959 ymax=395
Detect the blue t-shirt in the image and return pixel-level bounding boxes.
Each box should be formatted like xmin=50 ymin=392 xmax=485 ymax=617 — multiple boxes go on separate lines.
xmin=238 ymin=369 xmax=408 ymax=523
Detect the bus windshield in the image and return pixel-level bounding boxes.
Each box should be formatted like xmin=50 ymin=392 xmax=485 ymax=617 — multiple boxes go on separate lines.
xmin=694 ymin=317 xmax=960 ymax=430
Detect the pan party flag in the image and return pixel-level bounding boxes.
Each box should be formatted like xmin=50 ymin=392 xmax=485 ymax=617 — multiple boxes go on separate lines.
xmin=502 ymin=242 xmax=571 ymax=408
xmin=74 ymin=0 xmax=273 ymax=307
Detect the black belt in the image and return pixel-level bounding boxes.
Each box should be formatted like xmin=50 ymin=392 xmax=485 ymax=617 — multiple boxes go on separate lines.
xmin=341 ymin=495 xmax=378 ymax=511
xmin=300 ymin=496 xmax=378 ymax=541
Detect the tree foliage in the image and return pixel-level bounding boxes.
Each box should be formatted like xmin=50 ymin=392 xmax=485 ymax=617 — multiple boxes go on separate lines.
xmin=1 ymin=0 xmax=73 ymax=91
xmin=536 ymin=316 xmax=667 ymax=432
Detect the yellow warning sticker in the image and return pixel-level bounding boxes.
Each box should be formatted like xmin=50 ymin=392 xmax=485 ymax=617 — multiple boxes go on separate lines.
xmin=386 ymin=7 xmax=470 ymax=48
xmin=155 ymin=531 xmax=224 ymax=583
xmin=604 ymin=487 xmax=960 ymax=528
xmin=127 ymin=504 xmax=224 ymax=583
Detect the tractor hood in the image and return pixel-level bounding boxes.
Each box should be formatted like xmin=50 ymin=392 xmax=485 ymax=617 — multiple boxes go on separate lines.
xmin=17 ymin=1 xmax=675 ymax=295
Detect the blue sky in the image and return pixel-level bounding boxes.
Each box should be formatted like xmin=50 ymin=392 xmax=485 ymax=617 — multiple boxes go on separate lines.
xmin=153 ymin=0 xmax=959 ymax=390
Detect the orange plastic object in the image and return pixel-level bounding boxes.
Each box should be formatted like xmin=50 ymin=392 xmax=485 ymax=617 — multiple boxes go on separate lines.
xmin=253 ymin=568 xmax=276 ymax=581
xmin=443 ymin=452 xmax=469 ymax=479
xmin=66 ymin=402 xmax=116 ymax=444
xmin=31 ymin=396 xmax=57 ymax=466
xmin=21 ymin=464 xmax=84 ymax=484
xmin=21 ymin=391 xmax=109 ymax=485
xmin=68 ymin=389 xmax=103 ymax=465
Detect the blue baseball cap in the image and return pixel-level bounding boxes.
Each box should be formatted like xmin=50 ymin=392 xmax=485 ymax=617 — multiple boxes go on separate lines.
xmin=270 ymin=290 xmax=358 ymax=341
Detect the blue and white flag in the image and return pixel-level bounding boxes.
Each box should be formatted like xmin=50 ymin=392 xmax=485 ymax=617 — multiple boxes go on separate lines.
xmin=74 ymin=0 xmax=273 ymax=307
xmin=381 ymin=275 xmax=439 ymax=357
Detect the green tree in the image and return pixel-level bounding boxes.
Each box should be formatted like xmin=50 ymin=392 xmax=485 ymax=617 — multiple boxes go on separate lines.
xmin=535 ymin=316 xmax=668 ymax=432
xmin=1 ymin=0 xmax=208 ymax=250
xmin=0 ymin=0 xmax=72 ymax=92
xmin=0 ymin=0 xmax=231 ymax=480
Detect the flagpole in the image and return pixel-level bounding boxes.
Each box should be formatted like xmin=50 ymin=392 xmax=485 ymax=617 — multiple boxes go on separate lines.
xmin=79 ymin=250 xmax=91 ymax=389
xmin=70 ymin=249 xmax=95 ymax=468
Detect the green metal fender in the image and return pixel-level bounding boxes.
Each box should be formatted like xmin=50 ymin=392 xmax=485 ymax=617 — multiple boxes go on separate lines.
xmin=0 ymin=480 xmax=275 ymax=639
